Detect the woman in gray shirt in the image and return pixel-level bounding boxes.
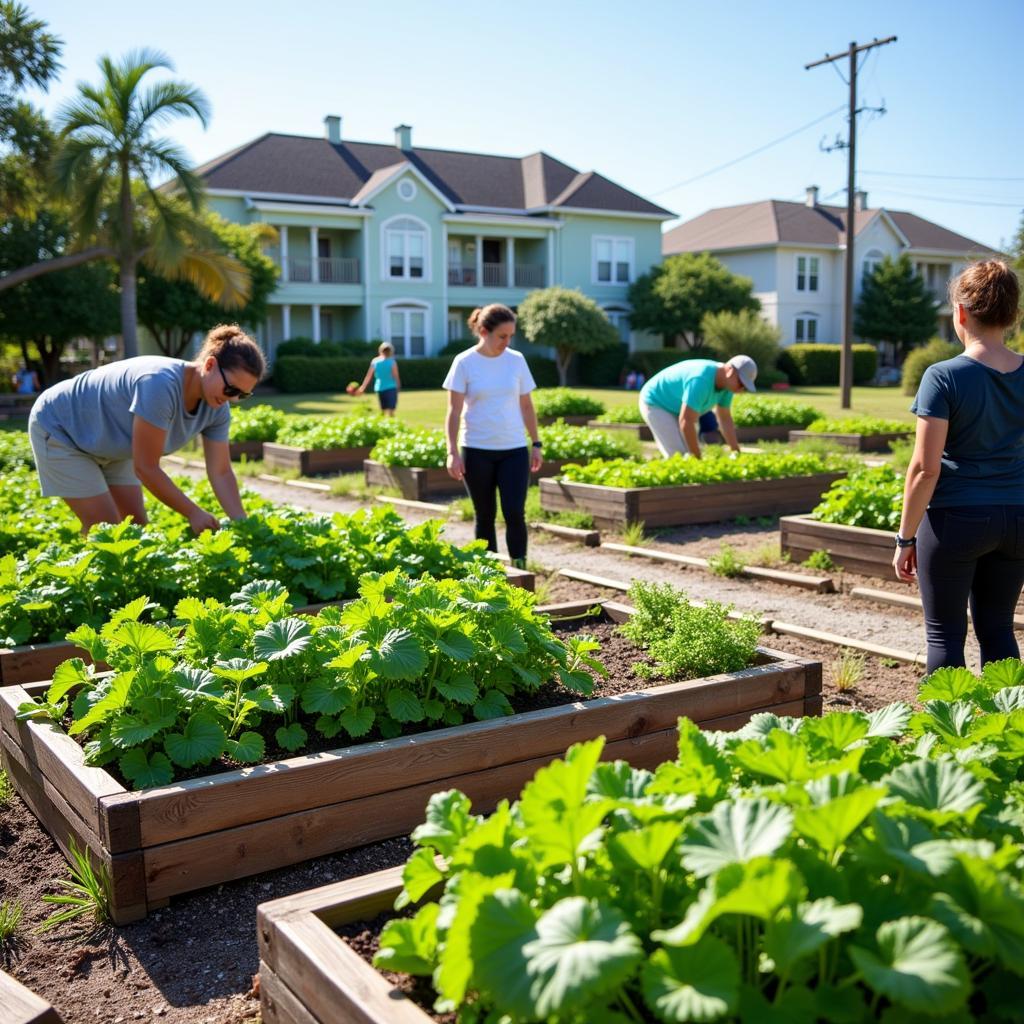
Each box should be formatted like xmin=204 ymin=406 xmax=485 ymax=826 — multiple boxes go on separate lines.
xmin=28 ymin=324 xmax=265 ymax=535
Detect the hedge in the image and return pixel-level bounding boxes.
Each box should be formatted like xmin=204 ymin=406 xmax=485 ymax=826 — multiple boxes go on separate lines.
xmin=900 ymin=338 xmax=961 ymax=395
xmin=579 ymin=342 xmax=629 ymax=386
xmin=275 ymin=337 xmax=379 ymax=358
xmin=623 ymin=346 xmax=718 ymax=377
xmin=273 ymin=354 xmax=559 ymax=392
xmin=777 ymin=343 xmax=878 ymax=385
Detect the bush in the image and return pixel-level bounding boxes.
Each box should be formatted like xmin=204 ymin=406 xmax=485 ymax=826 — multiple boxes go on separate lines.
xmin=436 ymin=338 xmax=475 ymax=357
xmin=578 ymin=342 xmax=629 ymax=386
xmin=701 ymin=308 xmax=782 ymax=375
xmin=533 ymin=388 xmax=606 ymax=419
xmin=596 ymin=404 xmax=644 ymax=424
xmin=777 ymin=343 xmax=878 ymax=385
xmin=624 ymin=346 xmax=718 ymax=378
xmin=275 ymin=337 xmax=380 ymax=358
xmin=901 ymin=338 xmax=961 ymax=395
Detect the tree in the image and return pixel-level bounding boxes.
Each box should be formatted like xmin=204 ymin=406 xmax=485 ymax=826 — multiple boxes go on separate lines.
xmin=0 ymin=210 xmax=118 ymax=382
xmin=628 ymin=252 xmax=759 ymax=348
xmin=138 ymin=215 xmax=277 ymax=357
xmin=700 ymin=308 xmax=781 ymax=371
xmin=0 ymin=1 xmax=62 ymax=216
xmin=854 ymin=253 xmax=939 ymax=359
xmin=517 ymin=287 xmax=619 ymax=386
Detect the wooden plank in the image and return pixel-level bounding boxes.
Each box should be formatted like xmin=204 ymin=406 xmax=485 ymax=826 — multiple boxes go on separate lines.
xmin=228 ymin=440 xmax=264 ymax=462
xmin=535 ymin=600 xmax=607 ymax=618
xmin=502 ymin=566 xmax=535 ymax=592
xmin=558 ymin=568 xmax=630 ymax=591
xmin=374 ymin=494 xmax=449 ymax=513
xmin=285 ymin=479 xmax=331 ymax=493
xmin=789 ymin=430 xmax=910 ymax=452
xmin=769 ymin=620 xmax=927 ymax=666
xmin=849 ymin=586 xmax=1024 ymax=630
xmin=531 ymin=522 xmax=601 ymax=546
xmin=258 ymin=962 xmax=323 ymax=1024
xmin=0 ymin=970 xmax=64 ymax=1024
xmin=0 ymin=640 xmax=94 ymax=687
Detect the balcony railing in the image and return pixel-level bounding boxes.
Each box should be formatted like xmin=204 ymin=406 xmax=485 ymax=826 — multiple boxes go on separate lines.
xmin=448 ymin=263 xmax=546 ymax=288
xmin=482 ymin=262 xmax=505 ymax=287
xmin=286 ymin=256 xmax=360 ymax=284
xmin=448 ymin=267 xmax=477 ymax=286
xmin=514 ymin=264 xmax=545 ymax=288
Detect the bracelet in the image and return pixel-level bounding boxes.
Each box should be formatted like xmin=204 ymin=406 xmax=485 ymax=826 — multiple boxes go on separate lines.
xmin=531 ymin=440 xmax=542 ymax=449
xmin=895 ymin=534 xmax=917 ymax=548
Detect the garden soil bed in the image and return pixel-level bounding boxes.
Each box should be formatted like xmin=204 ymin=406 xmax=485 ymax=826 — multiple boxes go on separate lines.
xmin=788 ymin=429 xmax=911 ymax=452
xmin=263 ymin=443 xmax=373 ymax=476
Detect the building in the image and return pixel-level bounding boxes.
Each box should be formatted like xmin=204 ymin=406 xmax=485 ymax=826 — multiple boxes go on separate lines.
xmin=662 ymin=187 xmax=995 ymax=356
xmin=194 ymin=117 xmax=674 ymax=360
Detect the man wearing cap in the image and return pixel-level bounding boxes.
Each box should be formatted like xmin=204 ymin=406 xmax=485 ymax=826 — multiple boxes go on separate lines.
xmin=638 ymin=355 xmax=758 ymax=459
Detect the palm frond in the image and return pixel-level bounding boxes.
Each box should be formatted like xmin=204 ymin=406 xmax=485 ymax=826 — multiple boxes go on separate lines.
xmin=50 ymin=135 xmax=113 ymax=196
xmin=148 ymin=246 xmax=254 ymax=308
xmin=138 ymin=81 xmax=211 ymax=131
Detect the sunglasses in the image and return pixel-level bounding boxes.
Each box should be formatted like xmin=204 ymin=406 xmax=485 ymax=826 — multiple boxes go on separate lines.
xmin=216 ymin=359 xmax=253 ymax=400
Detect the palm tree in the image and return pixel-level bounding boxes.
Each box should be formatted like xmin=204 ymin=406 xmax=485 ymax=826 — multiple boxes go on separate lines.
xmin=50 ymin=49 xmax=245 ymax=358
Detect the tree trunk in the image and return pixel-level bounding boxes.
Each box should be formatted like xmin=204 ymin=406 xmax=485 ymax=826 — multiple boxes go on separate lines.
xmin=555 ymin=349 xmax=572 ymax=387
xmin=35 ymin=337 xmax=64 ymax=385
xmin=119 ymin=166 xmax=138 ymax=359
xmin=0 ymin=247 xmax=114 ymax=292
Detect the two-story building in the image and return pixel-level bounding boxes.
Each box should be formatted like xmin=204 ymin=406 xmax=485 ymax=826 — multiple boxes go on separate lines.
xmin=662 ymin=187 xmax=995 ymax=356
xmin=194 ymin=117 xmax=673 ymax=360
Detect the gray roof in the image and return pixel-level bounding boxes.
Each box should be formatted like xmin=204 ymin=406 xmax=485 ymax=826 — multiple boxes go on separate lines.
xmin=195 ymin=132 xmax=673 ymax=216
xmin=662 ymin=199 xmax=994 ymax=256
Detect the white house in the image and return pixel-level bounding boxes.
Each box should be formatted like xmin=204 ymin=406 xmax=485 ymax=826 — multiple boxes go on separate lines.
xmin=662 ymin=187 xmax=996 ymax=358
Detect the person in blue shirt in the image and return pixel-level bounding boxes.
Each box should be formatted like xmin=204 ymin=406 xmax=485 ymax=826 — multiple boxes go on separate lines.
xmin=638 ymin=355 xmax=757 ymax=457
xmin=353 ymin=342 xmax=401 ymax=416
xmin=895 ymin=259 xmax=1024 ymax=671
xmin=12 ymin=363 xmax=40 ymax=395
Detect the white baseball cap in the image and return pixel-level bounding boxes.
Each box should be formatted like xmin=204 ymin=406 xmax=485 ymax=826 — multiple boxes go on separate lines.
xmin=726 ymin=355 xmax=758 ymax=392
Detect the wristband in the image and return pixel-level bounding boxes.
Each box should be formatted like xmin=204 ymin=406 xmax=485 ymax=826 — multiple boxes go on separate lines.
xmin=532 ymin=440 xmax=543 ymax=449
xmin=895 ymin=534 xmax=917 ymax=548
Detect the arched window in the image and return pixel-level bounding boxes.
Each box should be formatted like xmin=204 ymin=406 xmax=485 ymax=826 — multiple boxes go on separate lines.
xmin=862 ymin=248 xmax=884 ymax=286
xmin=382 ymin=215 xmax=429 ymax=282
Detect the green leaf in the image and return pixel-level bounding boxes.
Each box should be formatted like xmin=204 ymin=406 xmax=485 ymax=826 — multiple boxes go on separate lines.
xmin=473 ymin=688 xmax=513 ymax=720
xmin=119 ymin=749 xmax=174 ymax=789
xmin=918 ymin=667 xmax=981 ymax=702
xmin=680 ymin=798 xmax=794 ymax=878
xmin=395 ymin=848 xmax=445 ymax=910
xmin=491 ymin=618 xmax=527 ymax=654
xmin=607 ymin=821 xmax=684 ymax=875
xmin=849 ymin=917 xmax=969 ymax=1014
xmin=521 ymin=897 xmax=644 ymax=1018
xmin=211 ymin=658 xmax=268 ymax=685
xmin=793 ymin=785 xmax=886 ymax=854
xmin=435 ymin=673 xmax=478 ymax=704
xmin=435 ymin=630 xmax=475 ymax=661
xmin=884 ymin=760 xmax=986 ymax=823
xmin=642 ymin=936 xmax=740 ymax=1023
xmin=732 ymin=730 xmax=818 ymax=784
xmin=374 ymin=902 xmax=438 ymax=976
xmin=993 ymin=686 xmax=1024 ymax=713
xmin=325 ymin=642 xmax=370 ymax=672
xmin=109 ymin=621 xmax=176 ymax=658
xmin=386 ymin=687 xmax=424 ymax=723
xmin=411 ymin=789 xmax=476 ymax=858
xmin=252 ymin=617 xmax=312 ymax=661
xmin=865 ymin=702 xmax=913 ymax=738
xmin=46 ymin=658 xmax=92 ymax=704
xmin=339 ymin=705 xmax=375 ymax=738
xmin=763 ymin=898 xmax=863 ymax=974
xmin=980 ymin=658 xmax=1024 ymax=691
xmin=275 ymin=722 xmax=308 ymax=752
xmin=300 ymin=677 xmax=349 ymax=715
xmin=163 ymin=714 xmax=227 ymax=768
xmin=372 ymin=627 xmax=429 ymax=680
xmin=226 ymin=731 xmax=265 ymax=763
xmin=110 ymin=711 xmax=175 ymax=749
xmin=800 ymin=712 xmax=869 ymax=754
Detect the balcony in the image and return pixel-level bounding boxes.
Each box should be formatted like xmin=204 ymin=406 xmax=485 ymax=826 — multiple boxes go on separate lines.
xmin=448 ymin=263 xmax=546 ymax=288
xmin=286 ymin=256 xmax=361 ymax=284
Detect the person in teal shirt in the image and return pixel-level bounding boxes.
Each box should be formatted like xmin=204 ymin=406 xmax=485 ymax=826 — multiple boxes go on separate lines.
xmin=639 ymin=355 xmax=757 ymax=457
xmin=352 ymin=342 xmax=401 ymax=416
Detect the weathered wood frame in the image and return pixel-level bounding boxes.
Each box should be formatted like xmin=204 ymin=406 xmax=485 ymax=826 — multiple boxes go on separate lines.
xmin=539 ymin=472 xmax=845 ymax=530
xmin=263 ymin=443 xmax=375 ymax=476
xmin=363 ymin=459 xmax=572 ymax=501
xmin=780 ymin=514 xmax=895 ymax=578
xmin=0 ymin=970 xmax=64 ymax=1024
xmin=227 ymin=440 xmax=265 ymax=462
xmin=0 ymin=603 xmax=819 ymax=923
xmin=586 ymin=420 xmax=653 ymax=441
xmin=537 ymin=414 xmax=593 ymax=426
xmin=788 ymin=430 xmax=911 ymax=452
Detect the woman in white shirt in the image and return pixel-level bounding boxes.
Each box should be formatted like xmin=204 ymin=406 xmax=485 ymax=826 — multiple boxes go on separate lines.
xmin=443 ymin=304 xmax=543 ymax=568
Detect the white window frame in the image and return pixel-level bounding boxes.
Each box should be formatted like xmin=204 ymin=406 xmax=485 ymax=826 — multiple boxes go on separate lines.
xmin=794 ymin=313 xmax=820 ymax=344
xmin=796 ymin=254 xmax=820 ymax=293
xmin=862 ymin=248 xmax=884 ymax=287
xmin=592 ymin=235 xmax=635 ymax=285
xmin=397 ymin=178 xmax=417 ymax=202
xmin=380 ymin=214 xmax=431 ymax=283
xmin=382 ymin=299 xmax=431 ymax=357
xmin=447 ymin=312 xmax=464 ymax=342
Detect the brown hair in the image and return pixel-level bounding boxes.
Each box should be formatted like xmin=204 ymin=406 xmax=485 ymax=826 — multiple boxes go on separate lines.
xmin=467 ymin=304 xmax=516 ymax=337
xmin=948 ymin=260 xmax=1021 ymax=330
xmin=198 ymin=324 xmax=266 ymax=380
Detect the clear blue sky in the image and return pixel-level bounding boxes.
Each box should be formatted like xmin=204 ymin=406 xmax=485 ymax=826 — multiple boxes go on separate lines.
xmin=27 ymin=0 xmax=1024 ymax=251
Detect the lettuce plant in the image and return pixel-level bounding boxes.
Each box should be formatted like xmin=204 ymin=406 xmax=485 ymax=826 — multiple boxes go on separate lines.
xmin=228 ymin=404 xmax=289 ymax=443
xmin=371 ymin=428 xmax=449 ymax=469
xmin=533 ymin=389 xmax=606 ymax=419
xmin=805 ymin=416 xmax=911 ymax=436
xmin=812 ymin=465 xmax=903 ymax=532
xmin=730 ymin=396 xmax=822 ymax=429
xmin=276 ymin=414 xmax=406 ymax=450
xmin=539 ymin=422 xmax=638 ymax=462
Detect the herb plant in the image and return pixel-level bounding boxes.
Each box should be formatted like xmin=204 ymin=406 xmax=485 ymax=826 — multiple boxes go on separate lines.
xmin=805 ymin=416 xmax=911 ymax=436
xmin=533 ymin=389 xmax=606 ymax=419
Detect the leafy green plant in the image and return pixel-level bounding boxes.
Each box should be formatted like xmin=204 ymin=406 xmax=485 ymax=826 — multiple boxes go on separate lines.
xmin=730 ymin=395 xmax=822 ymax=429
xmin=747 ymin=542 xmax=780 ymax=567
xmin=37 ymin=839 xmax=112 ymax=933
xmin=707 ymin=543 xmax=746 ymax=578
xmin=813 ymin=465 xmax=903 ymax=532
xmin=0 ymin=767 xmax=12 ymax=807
xmin=0 ymin=900 xmax=22 ymax=946
xmin=379 ymin=658 xmax=1024 ymax=1023
xmin=902 ymin=338 xmax=962 ymax=395
xmin=0 ymin=431 xmax=34 ymax=471
xmin=594 ymin=404 xmax=645 ymax=424
xmin=533 ymin=388 xmax=605 ymax=419
xmin=371 ymin=428 xmax=448 ymax=469
xmin=539 ymin=422 xmax=638 ymax=462
xmin=828 ymin=648 xmax=864 ymax=692
xmin=277 ymin=414 xmax=405 ymax=450
xmin=805 ymin=415 xmax=911 ymax=436
xmin=560 ymin=448 xmax=852 ymax=488
xmin=619 ymin=520 xmax=648 ymax=547
xmin=228 ymin=404 xmax=289 ymax=443
xmin=804 ymin=548 xmax=836 ymax=571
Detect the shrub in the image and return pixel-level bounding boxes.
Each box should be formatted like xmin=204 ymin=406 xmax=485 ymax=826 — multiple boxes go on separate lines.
xmin=276 ymin=415 xmax=406 ymax=450
xmin=533 ymin=388 xmax=606 ymax=419
xmin=624 ymin=346 xmax=718 ymax=378
xmin=275 ymin=337 xmax=379 ymax=358
xmin=901 ymin=338 xmax=961 ymax=395
xmin=777 ymin=343 xmax=878 ymax=385
xmin=228 ymin=404 xmax=288 ymax=443
xmin=436 ymin=338 xmax=475 ymax=356
xmin=730 ymin=395 xmax=822 ymax=428
xmin=805 ymin=415 xmax=911 ymax=436
xmin=371 ymin=428 xmax=449 ymax=468
xmin=579 ymin=342 xmax=628 ymax=386
xmin=701 ymin=308 xmax=782 ymax=376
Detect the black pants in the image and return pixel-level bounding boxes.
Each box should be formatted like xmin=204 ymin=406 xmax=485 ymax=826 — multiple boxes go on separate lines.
xmin=917 ymin=505 xmax=1024 ymax=672
xmin=461 ymin=446 xmax=530 ymax=561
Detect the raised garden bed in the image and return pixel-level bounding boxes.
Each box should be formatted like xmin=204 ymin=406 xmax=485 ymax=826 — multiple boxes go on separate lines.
xmin=537 ymin=414 xmax=592 ymax=427
xmin=585 ymin=419 xmax=653 ymax=442
xmin=227 ymin=440 xmax=264 ymax=461
xmin=780 ymin=514 xmax=896 ymax=577
xmin=1 ymin=601 xmax=819 ymax=923
xmin=263 ymin=443 xmax=374 ymax=476
xmin=0 ymin=969 xmax=63 ymax=1024
xmin=704 ymin=424 xmax=797 ymax=444
xmin=540 ymin=472 xmax=845 ymax=529
xmin=788 ymin=429 xmax=910 ymax=452
xmin=364 ymin=459 xmax=574 ymax=500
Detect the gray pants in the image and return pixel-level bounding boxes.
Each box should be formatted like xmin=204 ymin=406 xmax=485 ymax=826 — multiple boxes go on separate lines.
xmin=640 ymin=402 xmax=691 ymax=457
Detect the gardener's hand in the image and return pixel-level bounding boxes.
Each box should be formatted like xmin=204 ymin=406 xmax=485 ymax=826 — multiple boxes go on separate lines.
xmin=188 ymin=508 xmax=221 ymax=535
xmin=893 ymin=545 xmax=917 ymax=582
xmin=530 ymin=447 xmax=543 ymax=473
xmin=447 ymin=452 xmax=465 ymax=481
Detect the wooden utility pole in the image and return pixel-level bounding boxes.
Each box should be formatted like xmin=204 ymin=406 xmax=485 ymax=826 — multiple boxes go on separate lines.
xmin=806 ymin=36 xmax=896 ymax=409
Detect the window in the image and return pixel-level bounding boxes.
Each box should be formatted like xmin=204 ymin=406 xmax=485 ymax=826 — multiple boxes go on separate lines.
xmin=386 ymin=304 xmax=429 ymax=356
xmin=862 ymin=249 xmax=883 ymax=286
xmin=397 ymin=178 xmax=417 ymax=201
xmin=592 ymin=236 xmax=635 ymax=284
xmin=796 ymin=254 xmax=820 ymax=292
xmin=447 ymin=313 xmax=463 ymax=342
xmin=317 ymin=237 xmax=331 ymax=259
xmin=382 ymin=216 xmax=429 ymax=281
xmin=604 ymin=306 xmax=632 ymax=345
xmin=319 ymin=310 xmax=333 ymax=340
xmin=794 ymin=314 xmax=819 ymax=343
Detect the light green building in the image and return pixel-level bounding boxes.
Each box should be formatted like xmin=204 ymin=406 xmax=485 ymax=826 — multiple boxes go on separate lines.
xmin=196 ymin=117 xmax=674 ymax=361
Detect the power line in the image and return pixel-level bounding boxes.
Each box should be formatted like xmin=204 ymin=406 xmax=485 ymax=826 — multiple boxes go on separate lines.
xmin=861 ymin=169 xmax=1024 ymax=182
xmin=871 ymin=187 xmax=1023 ymax=208
xmin=650 ymin=105 xmax=846 ymax=197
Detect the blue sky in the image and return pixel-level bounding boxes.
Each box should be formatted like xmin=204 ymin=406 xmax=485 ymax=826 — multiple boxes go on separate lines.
xmin=27 ymin=0 xmax=1024 ymax=250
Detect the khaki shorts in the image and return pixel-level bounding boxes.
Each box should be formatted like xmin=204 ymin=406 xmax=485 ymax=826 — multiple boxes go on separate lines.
xmin=28 ymin=418 xmax=139 ymax=498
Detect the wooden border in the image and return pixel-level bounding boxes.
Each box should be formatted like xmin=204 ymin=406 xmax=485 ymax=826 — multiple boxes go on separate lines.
xmin=1 ymin=605 xmax=819 ymax=923
xmin=0 ymin=970 xmax=64 ymax=1024
xmin=363 ymin=460 xmax=465 ymax=501
xmin=540 ymin=473 xmax=845 ymax=529
xmin=228 ymin=440 xmax=265 ymax=461
xmin=586 ymin=419 xmax=653 ymax=441
xmin=702 ymin=424 xmax=802 ymax=444
xmin=788 ymin=430 xmax=910 ymax=452
xmin=263 ymin=444 xmax=374 ymax=476
xmin=537 ymin=414 xmax=593 ymax=426
xmin=779 ymin=514 xmax=895 ymax=578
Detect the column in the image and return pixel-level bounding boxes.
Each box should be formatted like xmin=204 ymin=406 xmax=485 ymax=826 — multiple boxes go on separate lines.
xmin=312 ymin=303 xmax=321 ymax=343
xmin=281 ymin=304 xmax=291 ymax=340
xmin=279 ymin=227 xmax=289 ymax=282
xmin=507 ymin=237 xmax=515 ymax=288
xmin=475 ymin=234 xmax=483 ymax=287
xmin=310 ymin=226 xmax=319 ymax=283
xmin=546 ymin=232 xmax=554 ymax=286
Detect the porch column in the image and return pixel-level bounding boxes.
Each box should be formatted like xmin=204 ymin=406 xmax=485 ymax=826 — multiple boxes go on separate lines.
xmin=475 ymin=234 xmax=483 ymax=287
xmin=546 ymin=232 xmax=554 ymax=286
xmin=507 ymin=237 xmax=515 ymax=288
xmin=281 ymin=304 xmax=291 ymax=340
xmin=312 ymin=303 xmax=321 ymax=343
xmin=310 ymin=227 xmax=319 ymax=283
xmin=280 ymin=227 xmax=289 ymax=282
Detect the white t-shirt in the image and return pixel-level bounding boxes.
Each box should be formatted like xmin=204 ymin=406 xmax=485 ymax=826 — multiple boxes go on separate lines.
xmin=443 ymin=348 xmax=537 ymax=450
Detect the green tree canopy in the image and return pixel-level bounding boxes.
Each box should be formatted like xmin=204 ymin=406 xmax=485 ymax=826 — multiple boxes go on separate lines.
xmin=517 ymin=286 xmax=620 ymax=386
xmin=0 ymin=209 xmax=118 ymax=382
xmin=854 ymin=253 xmax=939 ymax=358
xmin=138 ymin=215 xmax=277 ymax=358
xmin=628 ymin=252 xmax=759 ymax=348
xmin=700 ymin=308 xmax=781 ymax=372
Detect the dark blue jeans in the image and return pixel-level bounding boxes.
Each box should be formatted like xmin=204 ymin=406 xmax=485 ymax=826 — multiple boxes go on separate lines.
xmin=461 ymin=446 xmax=530 ymax=561
xmin=917 ymin=505 xmax=1024 ymax=672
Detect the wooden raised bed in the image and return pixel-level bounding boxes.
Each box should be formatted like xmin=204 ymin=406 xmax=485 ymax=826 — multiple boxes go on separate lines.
xmin=704 ymin=424 xmax=800 ymax=444
xmin=780 ymin=514 xmax=895 ymax=578
xmin=364 ymin=459 xmax=572 ymax=501
xmin=1 ymin=602 xmax=820 ymax=923
xmin=586 ymin=419 xmax=653 ymax=442
xmin=0 ymin=970 xmax=63 ymax=1024
xmin=263 ymin=443 xmax=374 ymax=476
xmin=537 ymin=414 xmax=593 ymax=426
xmin=788 ymin=429 xmax=910 ymax=452
xmin=227 ymin=440 xmax=264 ymax=461
xmin=540 ymin=472 xmax=845 ymax=530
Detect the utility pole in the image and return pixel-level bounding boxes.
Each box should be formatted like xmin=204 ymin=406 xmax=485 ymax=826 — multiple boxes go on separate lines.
xmin=806 ymin=36 xmax=896 ymax=409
